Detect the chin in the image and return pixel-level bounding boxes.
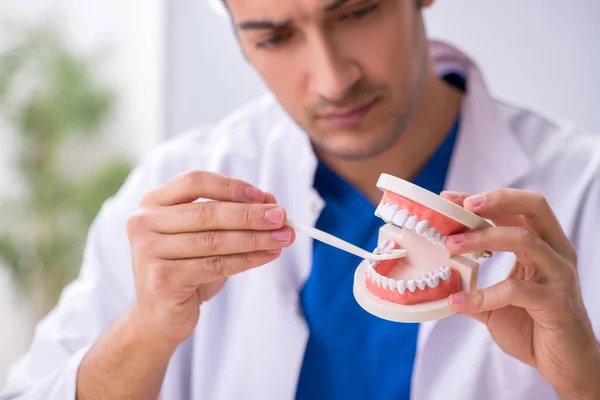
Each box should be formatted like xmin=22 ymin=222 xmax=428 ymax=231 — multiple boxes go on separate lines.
xmin=311 ymin=120 xmax=402 ymax=160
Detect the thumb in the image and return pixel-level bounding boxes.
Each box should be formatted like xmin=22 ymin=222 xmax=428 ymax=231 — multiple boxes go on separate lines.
xmin=448 ymin=280 xmax=543 ymax=313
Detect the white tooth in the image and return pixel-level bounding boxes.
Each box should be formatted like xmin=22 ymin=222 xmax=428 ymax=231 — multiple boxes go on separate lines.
xmin=380 ymin=239 xmax=395 ymax=251
xmin=381 ymin=204 xmax=398 ymax=221
xmin=425 ymin=227 xmax=435 ymax=240
xmin=371 ymin=272 xmax=377 ymax=283
xmin=392 ymin=209 xmax=409 ymax=227
xmin=397 ymin=280 xmax=407 ymax=294
xmin=425 ymin=276 xmax=440 ymax=288
xmin=406 ymin=280 xmax=417 ymax=292
xmin=376 ymin=274 xmax=382 ymax=286
xmin=415 ymin=220 xmax=429 ymax=235
xmin=375 ymin=202 xmax=385 ymax=218
xmin=433 ymin=232 xmax=442 ymax=243
xmin=381 ymin=276 xmax=389 ymax=289
xmin=416 ymin=279 xmax=426 ymax=290
xmin=388 ymin=279 xmax=397 ymax=290
xmin=439 ymin=235 xmax=448 ymax=246
xmin=405 ymin=215 xmax=419 ymax=229
xmin=439 ymin=267 xmax=451 ymax=281
xmin=367 ymin=266 xmax=373 ymax=278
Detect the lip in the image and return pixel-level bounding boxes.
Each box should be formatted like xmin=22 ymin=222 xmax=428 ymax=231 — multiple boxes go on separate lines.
xmin=318 ymin=97 xmax=379 ymax=127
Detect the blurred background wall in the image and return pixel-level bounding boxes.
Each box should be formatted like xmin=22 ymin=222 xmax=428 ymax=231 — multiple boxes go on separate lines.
xmin=0 ymin=0 xmax=165 ymax=385
xmin=1 ymin=0 xmax=599 ymax=388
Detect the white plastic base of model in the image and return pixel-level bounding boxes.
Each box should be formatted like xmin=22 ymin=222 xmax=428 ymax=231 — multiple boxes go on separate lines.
xmin=353 ymin=261 xmax=455 ymax=322
xmin=352 ymin=223 xmax=479 ymax=323
xmin=376 ymin=173 xmax=492 ymax=231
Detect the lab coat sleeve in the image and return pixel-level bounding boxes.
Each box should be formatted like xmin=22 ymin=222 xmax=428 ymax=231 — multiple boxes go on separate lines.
xmin=0 ymin=150 xmax=171 ymax=399
xmin=576 ymin=163 xmax=600 ymax=342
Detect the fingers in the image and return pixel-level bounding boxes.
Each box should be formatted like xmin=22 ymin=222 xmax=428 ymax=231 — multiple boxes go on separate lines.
xmin=130 ymin=202 xmax=288 ymax=234
xmin=146 ymin=228 xmax=295 ymax=260
xmin=444 ymin=226 xmax=564 ymax=276
xmin=149 ymin=250 xmax=283 ymax=291
xmin=441 ymin=190 xmax=525 ymax=228
xmin=442 ymin=189 xmax=576 ymax=261
xmin=448 ymin=279 xmax=547 ymax=313
xmin=142 ymin=170 xmax=266 ymax=207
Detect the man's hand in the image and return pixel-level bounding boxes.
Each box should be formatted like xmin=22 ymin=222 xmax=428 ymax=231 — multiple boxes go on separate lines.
xmin=77 ymin=171 xmax=294 ymax=400
xmin=441 ymin=189 xmax=600 ymax=399
xmin=126 ymin=170 xmax=295 ymax=346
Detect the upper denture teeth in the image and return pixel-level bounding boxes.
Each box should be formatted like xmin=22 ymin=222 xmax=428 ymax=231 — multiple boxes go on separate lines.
xmin=392 ymin=209 xmax=409 ymax=227
xmin=415 ymin=220 xmax=429 ymax=235
xmin=380 ymin=239 xmax=395 ymax=251
xmin=405 ymin=215 xmax=419 ymax=229
xmin=381 ymin=203 xmax=397 ymax=221
xmin=424 ymin=227 xmax=435 ymax=240
xmin=433 ymin=232 xmax=441 ymax=242
xmin=397 ymin=280 xmax=407 ymax=294
xmin=439 ymin=235 xmax=448 ymax=246
xmin=375 ymin=203 xmax=385 ymax=219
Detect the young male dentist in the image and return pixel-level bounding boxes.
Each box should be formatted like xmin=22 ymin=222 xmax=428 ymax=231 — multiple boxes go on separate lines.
xmin=2 ymin=0 xmax=600 ymax=399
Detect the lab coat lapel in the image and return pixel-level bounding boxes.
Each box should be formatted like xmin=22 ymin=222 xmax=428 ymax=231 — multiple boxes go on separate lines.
xmin=415 ymin=42 xmax=533 ymax=374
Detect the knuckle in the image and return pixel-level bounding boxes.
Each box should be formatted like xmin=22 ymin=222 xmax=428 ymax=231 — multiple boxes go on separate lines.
xmin=199 ymin=231 xmax=220 ymax=253
xmin=240 ymin=205 xmax=254 ymax=226
xmin=227 ymin=178 xmax=244 ymax=199
xmin=191 ymin=203 xmax=214 ymax=226
xmin=147 ymin=264 xmax=172 ymax=294
xmin=127 ymin=210 xmax=151 ymax=234
xmin=134 ymin=236 xmax=159 ymax=257
xmin=182 ymin=169 xmax=205 ymax=186
xmin=249 ymin=232 xmax=263 ymax=249
xmin=206 ymin=256 xmax=228 ymax=277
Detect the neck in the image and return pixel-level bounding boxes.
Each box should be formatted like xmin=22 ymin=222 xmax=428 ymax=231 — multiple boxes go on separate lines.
xmin=315 ymin=71 xmax=464 ymax=205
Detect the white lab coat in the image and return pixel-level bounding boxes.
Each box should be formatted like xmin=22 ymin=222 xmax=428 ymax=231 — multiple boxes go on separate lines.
xmin=2 ymin=40 xmax=600 ymax=400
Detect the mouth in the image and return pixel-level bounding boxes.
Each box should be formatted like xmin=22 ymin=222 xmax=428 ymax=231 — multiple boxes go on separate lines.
xmin=319 ymin=97 xmax=379 ymax=128
xmin=353 ymin=174 xmax=492 ymax=322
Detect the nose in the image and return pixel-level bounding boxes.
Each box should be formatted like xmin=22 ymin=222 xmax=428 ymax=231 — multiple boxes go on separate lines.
xmin=307 ymin=36 xmax=361 ymax=103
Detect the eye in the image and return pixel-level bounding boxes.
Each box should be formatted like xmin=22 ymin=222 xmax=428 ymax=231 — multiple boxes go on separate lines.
xmin=256 ymin=31 xmax=293 ymax=49
xmin=342 ymin=3 xmax=380 ymax=20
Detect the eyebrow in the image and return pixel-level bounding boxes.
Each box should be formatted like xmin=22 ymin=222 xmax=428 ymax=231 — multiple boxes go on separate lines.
xmin=323 ymin=0 xmax=351 ymax=12
xmin=238 ymin=0 xmax=353 ymax=31
xmin=238 ymin=19 xmax=291 ymax=31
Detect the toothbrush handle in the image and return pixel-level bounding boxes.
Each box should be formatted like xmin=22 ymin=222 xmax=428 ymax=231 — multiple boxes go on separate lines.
xmin=285 ymin=218 xmax=404 ymax=261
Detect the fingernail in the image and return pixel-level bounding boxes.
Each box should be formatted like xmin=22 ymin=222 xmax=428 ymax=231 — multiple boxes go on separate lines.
xmin=448 ymin=234 xmax=465 ymax=244
xmin=443 ymin=191 xmax=460 ymax=200
xmin=466 ymin=195 xmax=485 ymax=208
xmin=273 ymin=228 xmax=292 ymax=242
xmin=265 ymin=208 xmax=284 ymax=225
xmin=246 ymin=186 xmax=264 ymax=202
xmin=449 ymin=292 xmax=465 ymax=304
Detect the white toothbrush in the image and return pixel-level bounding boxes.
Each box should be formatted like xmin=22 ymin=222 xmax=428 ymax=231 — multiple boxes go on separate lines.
xmin=285 ymin=218 xmax=407 ymax=262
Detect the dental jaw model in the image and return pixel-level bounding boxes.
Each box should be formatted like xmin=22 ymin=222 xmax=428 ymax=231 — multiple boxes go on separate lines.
xmin=352 ymin=173 xmax=492 ymax=323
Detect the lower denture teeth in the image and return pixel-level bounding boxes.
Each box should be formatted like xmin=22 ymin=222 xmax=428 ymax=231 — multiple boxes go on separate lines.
xmin=425 ymin=276 xmax=440 ymax=288
xmin=392 ymin=209 xmax=409 ymax=227
xmin=406 ymin=280 xmax=417 ymax=292
xmin=416 ymin=279 xmax=426 ymax=290
xmin=389 ymin=279 xmax=397 ymax=290
xmin=405 ymin=215 xmax=418 ymax=229
xmin=439 ymin=266 xmax=451 ymax=281
xmin=397 ymin=280 xmax=407 ymax=294
xmin=381 ymin=276 xmax=389 ymax=289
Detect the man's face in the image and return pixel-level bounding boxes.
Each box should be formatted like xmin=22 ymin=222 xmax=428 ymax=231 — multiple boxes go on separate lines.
xmin=227 ymin=0 xmax=431 ymax=159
